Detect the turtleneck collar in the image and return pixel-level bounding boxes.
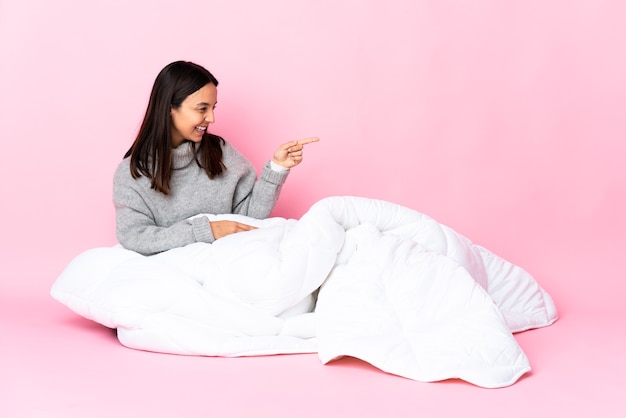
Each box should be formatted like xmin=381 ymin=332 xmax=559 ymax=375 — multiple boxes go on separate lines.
xmin=171 ymin=141 xmax=196 ymax=170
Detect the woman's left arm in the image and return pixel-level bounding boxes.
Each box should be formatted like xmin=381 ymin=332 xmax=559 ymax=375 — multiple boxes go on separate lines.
xmin=232 ymin=137 xmax=319 ymax=218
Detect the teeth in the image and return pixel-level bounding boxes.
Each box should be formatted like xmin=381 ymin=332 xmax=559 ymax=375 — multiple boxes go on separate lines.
xmin=196 ymin=126 xmax=206 ymax=131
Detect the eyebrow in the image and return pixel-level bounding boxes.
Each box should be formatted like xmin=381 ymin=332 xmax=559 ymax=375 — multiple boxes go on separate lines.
xmin=196 ymin=102 xmax=216 ymax=107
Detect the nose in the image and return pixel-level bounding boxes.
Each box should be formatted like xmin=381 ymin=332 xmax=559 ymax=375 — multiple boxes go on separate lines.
xmin=205 ymin=110 xmax=215 ymax=123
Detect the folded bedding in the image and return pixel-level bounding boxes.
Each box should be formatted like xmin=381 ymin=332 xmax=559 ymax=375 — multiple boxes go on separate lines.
xmin=51 ymin=196 xmax=557 ymax=388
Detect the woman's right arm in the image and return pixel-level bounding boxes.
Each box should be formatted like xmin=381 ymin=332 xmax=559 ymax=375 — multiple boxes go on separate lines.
xmin=112 ymin=162 xmax=215 ymax=255
xmin=113 ymin=169 xmax=255 ymax=255
xmin=114 ymin=195 xmax=214 ymax=256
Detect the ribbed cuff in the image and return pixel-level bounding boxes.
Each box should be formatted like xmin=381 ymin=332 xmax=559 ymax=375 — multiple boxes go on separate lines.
xmin=262 ymin=161 xmax=289 ymax=185
xmin=191 ymin=216 xmax=215 ymax=243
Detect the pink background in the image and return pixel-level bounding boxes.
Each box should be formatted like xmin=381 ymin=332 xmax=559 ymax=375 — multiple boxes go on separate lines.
xmin=2 ymin=0 xmax=624 ymax=313
xmin=1 ymin=1 xmax=625 ymax=417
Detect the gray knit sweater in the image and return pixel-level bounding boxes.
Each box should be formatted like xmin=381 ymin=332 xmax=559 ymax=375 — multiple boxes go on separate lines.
xmin=113 ymin=140 xmax=289 ymax=255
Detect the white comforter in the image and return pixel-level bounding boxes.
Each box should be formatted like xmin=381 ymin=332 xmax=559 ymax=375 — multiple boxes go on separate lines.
xmin=51 ymin=196 xmax=557 ymax=388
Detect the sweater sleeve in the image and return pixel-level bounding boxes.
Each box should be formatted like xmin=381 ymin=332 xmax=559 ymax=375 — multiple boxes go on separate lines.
xmin=113 ymin=167 xmax=216 ymax=256
xmin=232 ymin=161 xmax=289 ymax=218
xmin=222 ymin=142 xmax=289 ymax=218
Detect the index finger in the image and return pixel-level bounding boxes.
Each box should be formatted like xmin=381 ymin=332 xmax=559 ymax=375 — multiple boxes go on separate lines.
xmin=236 ymin=222 xmax=257 ymax=231
xmin=296 ymin=137 xmax=320 ymax=146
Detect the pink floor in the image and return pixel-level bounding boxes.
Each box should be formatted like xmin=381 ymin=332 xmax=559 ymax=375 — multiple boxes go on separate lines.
xmin=1 ymin=248 xmax=625 ymax=418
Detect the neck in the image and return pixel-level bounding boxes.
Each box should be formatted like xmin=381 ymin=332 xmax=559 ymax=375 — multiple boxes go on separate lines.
xmin=171 ymin=141 xmax=195 ymax=169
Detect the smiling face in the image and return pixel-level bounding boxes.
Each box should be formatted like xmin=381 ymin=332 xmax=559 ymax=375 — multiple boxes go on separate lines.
xmin=170 ymin=82 xmax=218 ymax=148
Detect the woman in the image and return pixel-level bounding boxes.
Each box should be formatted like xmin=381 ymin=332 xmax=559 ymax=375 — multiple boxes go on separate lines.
xmin=113 ymin=61 xmax=318 ymax=255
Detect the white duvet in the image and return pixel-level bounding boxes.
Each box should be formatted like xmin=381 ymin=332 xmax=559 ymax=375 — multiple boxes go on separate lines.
xmin=51 ymin=196 xmax=557 ymax=388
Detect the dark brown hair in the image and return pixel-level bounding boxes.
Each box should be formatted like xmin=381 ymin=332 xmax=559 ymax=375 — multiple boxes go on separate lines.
xmin=124 ymin=61 xmax=225 ymax=195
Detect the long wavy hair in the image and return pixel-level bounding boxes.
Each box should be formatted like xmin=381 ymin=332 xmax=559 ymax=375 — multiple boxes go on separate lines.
xmin=124 ymin=61 xmax=225 ymax=195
